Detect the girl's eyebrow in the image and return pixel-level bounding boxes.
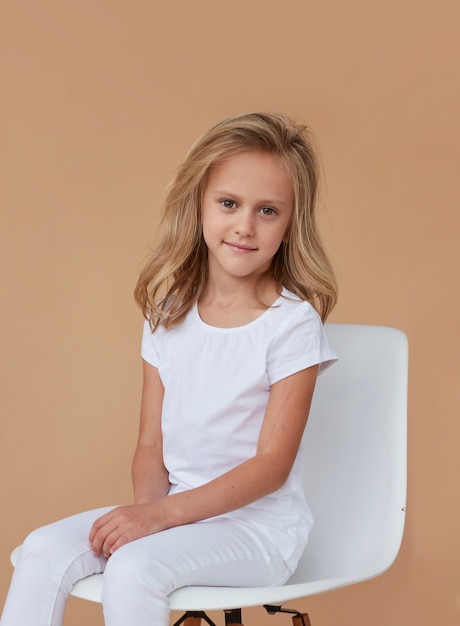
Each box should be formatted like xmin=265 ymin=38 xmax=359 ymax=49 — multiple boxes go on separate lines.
xmin=212 ymin=190 xmax=243 ymax=203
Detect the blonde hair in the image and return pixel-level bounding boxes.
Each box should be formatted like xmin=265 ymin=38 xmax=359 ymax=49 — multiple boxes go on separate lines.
xmin=134 ymin=112 xmax=337 ymax=329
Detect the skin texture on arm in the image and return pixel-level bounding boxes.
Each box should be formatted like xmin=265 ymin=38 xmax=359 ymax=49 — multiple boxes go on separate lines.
xmin=89 ymin=361 xmax=318 ymax=557
xmin=131 ymin=361 xmax=170 ymax=504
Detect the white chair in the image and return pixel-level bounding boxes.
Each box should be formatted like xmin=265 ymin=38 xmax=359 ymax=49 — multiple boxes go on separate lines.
xmin=10 ymin=324 xmax=408 ymax=626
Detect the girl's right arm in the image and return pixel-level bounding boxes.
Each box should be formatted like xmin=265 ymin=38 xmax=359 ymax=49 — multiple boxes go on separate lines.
xmin=131 ymin=360 xmax=170 ymax=504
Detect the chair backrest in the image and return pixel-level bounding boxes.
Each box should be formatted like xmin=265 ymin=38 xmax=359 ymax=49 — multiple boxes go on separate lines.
xmin=289 ymin=323 xmax=408 ymax=584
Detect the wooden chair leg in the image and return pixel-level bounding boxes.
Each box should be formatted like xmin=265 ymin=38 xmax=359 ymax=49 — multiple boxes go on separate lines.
xmin=292 ymin=614 xmax=311 ymax=626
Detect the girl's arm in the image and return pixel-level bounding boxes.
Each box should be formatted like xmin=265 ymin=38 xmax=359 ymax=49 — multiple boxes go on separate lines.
xmin=131 ymin=360 xmax=170 ymax=503
xmin=165 ymin=364 xmax=319 ymax=524
xmin=90 ymin=362 xmax=318 ymax=556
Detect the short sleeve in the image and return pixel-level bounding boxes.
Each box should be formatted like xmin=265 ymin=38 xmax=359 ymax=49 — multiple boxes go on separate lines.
xmin=141 ymin=319 xmax=160 ymax=367
xmin=266 ymin=304 xmax=337 ymax=385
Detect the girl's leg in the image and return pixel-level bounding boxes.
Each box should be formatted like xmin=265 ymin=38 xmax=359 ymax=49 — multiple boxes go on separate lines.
xmin=102 ymin=517 xmax=290 ymax=626
xmin=0 ymin=507 xmax=114 ymax=626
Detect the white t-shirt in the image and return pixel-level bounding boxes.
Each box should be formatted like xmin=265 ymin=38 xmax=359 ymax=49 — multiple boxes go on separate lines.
xmin=141 ymin=287 xmax=337 ymax=572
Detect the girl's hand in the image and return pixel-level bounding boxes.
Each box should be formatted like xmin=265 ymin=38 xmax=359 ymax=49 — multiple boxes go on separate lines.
xmin=89 ymin=503 xmax=164 ymax=557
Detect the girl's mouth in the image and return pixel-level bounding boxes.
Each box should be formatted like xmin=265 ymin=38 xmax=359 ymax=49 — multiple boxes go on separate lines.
xmin=224 ymin=242 xmax=257 ymax=253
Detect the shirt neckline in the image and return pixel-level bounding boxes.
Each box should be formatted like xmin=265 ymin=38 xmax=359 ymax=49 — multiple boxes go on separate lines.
xmin=194 ymin=290 xmax=287 ymax=333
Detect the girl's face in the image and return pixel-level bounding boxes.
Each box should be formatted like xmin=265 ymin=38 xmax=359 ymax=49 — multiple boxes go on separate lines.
xmin=201 ymin=150 xmax=294 ymax=287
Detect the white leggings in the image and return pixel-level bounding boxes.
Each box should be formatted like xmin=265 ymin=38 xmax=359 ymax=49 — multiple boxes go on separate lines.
xmin=0 ymin=507 xmax=290 ymax=626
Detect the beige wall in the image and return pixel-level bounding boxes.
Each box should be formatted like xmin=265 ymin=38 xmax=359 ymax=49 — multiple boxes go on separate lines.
xmin=1 ymin=1 xmax=459 ymax=624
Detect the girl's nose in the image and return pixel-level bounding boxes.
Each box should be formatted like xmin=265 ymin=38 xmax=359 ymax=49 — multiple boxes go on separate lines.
xmin=234 ymin=210 xmax=255 ymax=237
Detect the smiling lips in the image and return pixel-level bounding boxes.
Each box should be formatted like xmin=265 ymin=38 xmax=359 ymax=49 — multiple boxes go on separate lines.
xmin=224 ymin=241 xmax=258 ymax=253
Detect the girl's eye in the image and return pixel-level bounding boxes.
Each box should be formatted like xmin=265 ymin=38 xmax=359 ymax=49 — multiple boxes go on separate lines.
xmin=221 ymin=199 xmax=237 ymax=209
xmin=259 ymin=206 xmax=277 ymax=216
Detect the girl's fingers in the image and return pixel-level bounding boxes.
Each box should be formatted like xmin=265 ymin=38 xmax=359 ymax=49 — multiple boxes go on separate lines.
xmin=101 ymin=527 xmax=121 ymax=557
xmin=89 ymin=511 xmax=112 ymax=543
xmin=90 ymin=504 xmax=154 ymax=555
xmin=90 ymin=514 xmax=119 ymax=556
xmin=106 ymin=530 xmax=134 ymax=555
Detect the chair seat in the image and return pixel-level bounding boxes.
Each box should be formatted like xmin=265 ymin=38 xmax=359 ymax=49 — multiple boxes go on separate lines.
xmin=72 ymin=572 xmax=371 ymax=610
xmin=8 ymin=545 xmax=379 ymax=609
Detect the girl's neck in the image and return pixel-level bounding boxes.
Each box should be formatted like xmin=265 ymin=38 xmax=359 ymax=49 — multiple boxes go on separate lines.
xmin=198 ymin=279 xmax=281 ymax=328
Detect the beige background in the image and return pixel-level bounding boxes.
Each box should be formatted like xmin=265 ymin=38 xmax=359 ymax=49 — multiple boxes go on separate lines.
xmin=1 ymin=1 xmax=459 ymax=624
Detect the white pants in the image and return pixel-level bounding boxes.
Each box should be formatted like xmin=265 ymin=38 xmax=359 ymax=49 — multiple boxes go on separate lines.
xmin=0 ymin=507 xmax=290 ymax=626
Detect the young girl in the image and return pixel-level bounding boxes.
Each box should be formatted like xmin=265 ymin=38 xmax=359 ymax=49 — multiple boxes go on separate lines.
xmin=1 ymin=112 xmax=338 ymax=626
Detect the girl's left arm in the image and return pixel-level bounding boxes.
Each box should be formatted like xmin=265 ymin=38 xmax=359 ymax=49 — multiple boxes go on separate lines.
xmin=90 ymin=365 xmax=318 ymax=557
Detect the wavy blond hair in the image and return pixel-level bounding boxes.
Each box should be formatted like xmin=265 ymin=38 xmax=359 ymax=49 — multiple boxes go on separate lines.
xmin=134 ymin=112 xmax=337 ymax=329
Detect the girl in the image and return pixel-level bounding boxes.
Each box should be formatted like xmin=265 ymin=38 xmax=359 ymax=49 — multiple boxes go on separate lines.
xmin=1 ymin=112 xmax=338 ymax=626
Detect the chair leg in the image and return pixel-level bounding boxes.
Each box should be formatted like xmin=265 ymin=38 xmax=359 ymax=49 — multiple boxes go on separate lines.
xmin=224 ymin=608 xmax=243 ymax=625
xmin=264 ymin=605 xmax=311 ymax=626
xmin=292 ymin=615 xmax=311 ymax=626
xmin=172 ymin=611 xmax=218 ymax=626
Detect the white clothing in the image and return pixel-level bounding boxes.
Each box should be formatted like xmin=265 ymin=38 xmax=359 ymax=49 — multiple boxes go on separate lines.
xmin=1 ymin=287 xmax=336 ymax=626
xmin=141 ymin=287 xmax=336 ymax=572
xmin=1 ymin=508 xmax=289 ymax=626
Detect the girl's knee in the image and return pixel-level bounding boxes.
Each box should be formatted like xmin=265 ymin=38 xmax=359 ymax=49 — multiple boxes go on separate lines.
xmin=19 ymin=524 xmax=57 ymax=560
xmin=18 ymin=517 xmax=94 ymax=571
xmin=13 ymin=525 xmax=71 ymax=584
xmin=102 ymin=543 xmax=173 ymax=600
